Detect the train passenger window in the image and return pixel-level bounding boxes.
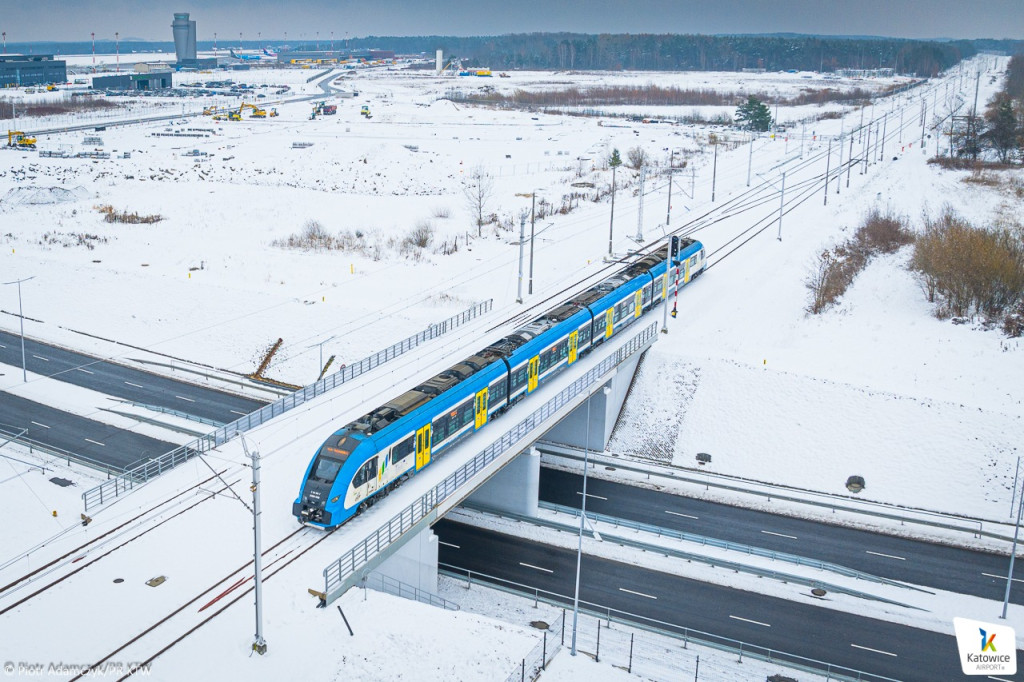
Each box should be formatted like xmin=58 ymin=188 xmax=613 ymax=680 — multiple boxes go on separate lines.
xmin=312 ymin=456 xmax=344 ymax=483
xmin=458 ymin=399 xmax=474 ymax=427
xmin=392 ymin=435 xmax=414 ymax=461
xmin=689 ymin=255 xmax=697 ymax=267
xmin=579 ymin=324 xmax=592 ymax=345
xmin=491 ymin=379 xmax=507 ymax=403
xmin=432 ymin=417 xmax=448 ymax=443
xmin=511 ymin=367 xmax=526 ymax=389
xmin=557 ymin=339 xmax=568 ymax=359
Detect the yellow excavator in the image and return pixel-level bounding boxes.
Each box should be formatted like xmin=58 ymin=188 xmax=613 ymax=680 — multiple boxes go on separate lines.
xmin=241 ymin=102 xmax=268 ymax=119
xmin=7 ymin=131 xmax=36 ymax=149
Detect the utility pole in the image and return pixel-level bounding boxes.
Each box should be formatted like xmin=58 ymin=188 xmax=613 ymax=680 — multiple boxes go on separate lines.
xmin=635 ymin=166 xmax=646 ymax=242
xmin=879 ymin=113 xmax=887 ymax=161
xmin=516 ymin=214 xmax=525 ymax=303
xmin=607 ymin=164 xmax=617 ymax=258
xmin=710 ymin=140 xmax=718 ymax=202
xmin=2 ymin=276 xmax=34 ymax=383
xmin=1002 ymin=455 xmax=1023 ymax=620
xmin=91 ymin=33 xmax=95 ymax=72
xmin=823 ymin=137 xmax=831 ymax=206
xmin=529 ymin=193 xmax=536 ymax=295
xmin=862 ymin=123 xmax=870 ymax=175
xmin=665 ymin=151 xmax=674 ymax=227
xmin=746 ymin=133 xmax=754 ymax=187
xmin=115 ymin=32 xmax=119 ymax=73
xmin=214 ymin=32 xmax=218 ymax=56
xmin=240 ymin=436 xmax=267 ymax=655
xmin=777 ymin=172 xmax=786 ymax=241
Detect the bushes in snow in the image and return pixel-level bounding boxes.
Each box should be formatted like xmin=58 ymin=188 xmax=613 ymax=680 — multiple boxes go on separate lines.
xmin=272 ymin=219 xmax=435 ymax=261
xmin=910 ymin=207 xmax=1024 ymax=321
xmin=805 ymin=208 xmax=912 ymax=314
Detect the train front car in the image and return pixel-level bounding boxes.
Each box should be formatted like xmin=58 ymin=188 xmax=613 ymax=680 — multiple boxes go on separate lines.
xmin=293 ymin=430 xmax=375 ymax=528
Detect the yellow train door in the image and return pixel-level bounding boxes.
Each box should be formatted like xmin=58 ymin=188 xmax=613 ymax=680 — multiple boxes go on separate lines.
xmin=415 ymin=424 xmax=432 ymax=470
xmin=527 ymin=357 xmax=539 ymax=392
xmin=605 ymin=308 xmax=614 ymax=338
xmin=474 ymin=388 xmax=489 ymax=429
xmin=634 ymin=290 xmax=642 ymax=318
xmin=684 ymin=257 xmax=691 ymax=284
xmin=662 ymin=273 xmax=669 ymax=300
xmin=568 ymin=331 xmax=578 ymax=364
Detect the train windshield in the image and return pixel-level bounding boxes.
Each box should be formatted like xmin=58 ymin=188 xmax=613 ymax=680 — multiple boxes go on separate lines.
xmin=312 ymin=456 xmax=344 ymax=483
xmin=311 ymin=434 xmax=359 ymax=483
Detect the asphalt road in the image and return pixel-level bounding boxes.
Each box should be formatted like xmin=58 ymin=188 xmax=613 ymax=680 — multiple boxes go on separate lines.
xmin=0 ymin=392 xmax=178 ymax=470
xmin=0 ymin=330 xmax=265 ymax=423
xmin=435 ymin=520 xmax=1024 ymax=682
xmin=539 ymin=467 xmax=1024 ymax=606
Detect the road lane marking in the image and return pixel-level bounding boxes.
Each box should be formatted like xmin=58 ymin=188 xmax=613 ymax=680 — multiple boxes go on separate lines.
xmin=865 ymin=550 xmax=906 ymax=561
xmin=230 ymin=410 xmax=247 ymax=416
xmin=729 ymin=615 xmax=770 ymax=627
xmin=30 ymin=421 xmax=50 ymax=429
xmin=982 ymin=572 xmax=1024 ymax=584
xmin=84 ymin=438 xmax=105 ymax=447
xmin=125 ymin=381 xmax=144 ymax=388
xmin=618 ymin=587 xmax=656 ymax=600
xmin=665 ymin=510 xmax=699 ymax=520
xmin=175 ymin=395 xmax=196 ymax=402
xmin=31 ymin=354 xmax=49 ymax=361
xmin=0 ymin=343 xmax=6 ymax=348
xmin=438 ymin=541 xmax=460 ymax=549
xmin=520 ymin=562 xmax=553 ymax=574
xmin=576 ymin=492 xmax=608 ymax=501
xmin=988 ymin=676 xmax=1016 ymax=681
xmin=851 ymin=643 xmax=897 ymax=657
xmin=760 ymin=530 xmax=798 ymax=540
xmin=75 ymin=367 xmax=94 ymax=374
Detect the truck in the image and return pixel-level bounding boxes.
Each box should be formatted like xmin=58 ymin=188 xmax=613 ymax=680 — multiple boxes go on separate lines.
xmin=322 ymin=104 xmax=337 ymax=115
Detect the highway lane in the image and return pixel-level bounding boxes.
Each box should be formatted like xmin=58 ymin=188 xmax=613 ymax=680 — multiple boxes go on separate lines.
xmin=435 ymin=520 xmax=1024 ymax=682
xmin=539 ymin=467 xmax=1024 ymax=605
xmin=0 ymin=392 xmax=179 ymax=470
xmin=0 ymin=330 xmax=265 ymax=423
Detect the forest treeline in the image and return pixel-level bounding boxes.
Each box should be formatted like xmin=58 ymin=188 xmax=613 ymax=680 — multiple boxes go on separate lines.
xmin=361 ymin=33 xmax=989 ymax=76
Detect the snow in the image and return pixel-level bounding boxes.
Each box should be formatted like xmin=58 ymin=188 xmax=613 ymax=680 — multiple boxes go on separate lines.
xmin=1 ymin=52 xmax=1022 ymax=679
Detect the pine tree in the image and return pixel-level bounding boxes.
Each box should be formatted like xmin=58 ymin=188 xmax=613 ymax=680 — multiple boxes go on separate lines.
xmin=609 ymin=148 xmax=622 ymax=168
xmin=735 ymin=96 xmax=773 ymax=132
xmin=983 ymin=94 xmax=1018 ymax=163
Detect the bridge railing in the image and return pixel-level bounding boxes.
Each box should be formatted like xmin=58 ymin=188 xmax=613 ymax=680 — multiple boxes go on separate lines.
xmin=82 ymin=299 xmax=493 ymax=511
xmin=322 ymin=323 xmax=659 ymax=601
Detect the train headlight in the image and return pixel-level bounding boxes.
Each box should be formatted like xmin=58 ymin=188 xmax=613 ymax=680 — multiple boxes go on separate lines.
xmin=330 ymin=496 xmax=339 ymax=503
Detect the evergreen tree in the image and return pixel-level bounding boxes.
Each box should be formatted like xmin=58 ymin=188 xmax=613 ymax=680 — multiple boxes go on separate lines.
xmin=984 ymin=93 xmax=1019 ymax=163
xmin=735 ymin=96 xmax=773 ymax=132
xmin=609 ymin=148 xmax=623 ymax=168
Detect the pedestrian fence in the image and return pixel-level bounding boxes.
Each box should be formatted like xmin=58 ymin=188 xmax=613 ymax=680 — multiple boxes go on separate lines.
xmin=361 ymin=571 xmax=460 ymax=611
xmin=440 ymin=565 xmax=900 ymax=682
xmin=504 ymin=610 xmax=563 ymax=682
xmin=81 ymin=299 xmax=492 ymax=511
xmin=322 ymin=324 xmax=659 ymax=601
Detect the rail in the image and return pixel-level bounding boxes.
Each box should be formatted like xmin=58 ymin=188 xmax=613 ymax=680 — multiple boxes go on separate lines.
xmin=322 ymin=323 xmax=659 ymax=601
xmin=441 ymin=564 xmax=902 ymax=682
xmin=0 ymin=427 xmax=123 ymax=478
xmin=537 ymin=501 xmax=926 ymax=594
xmin=361 ymin=571 xmax=460 ymax=611
xmin=82 ymin=299 xmax=493 ymax=511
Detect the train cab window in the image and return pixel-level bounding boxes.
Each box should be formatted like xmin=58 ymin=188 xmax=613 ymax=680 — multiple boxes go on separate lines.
xmin=353 ymin=457 xmax=377 ymax=488
xmin=689 ymin=255 xmax=698 ymax=267
xmin=312 ymin=456 xmax=344 ymax=483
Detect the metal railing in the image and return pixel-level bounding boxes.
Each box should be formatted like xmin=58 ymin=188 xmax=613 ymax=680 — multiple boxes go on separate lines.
xmin=322 ymin=323 xmax=659 ymax=601
xmin=504 ymin=610 xmax=563 ymax=682
xmin=82 ymin=299 xmax=493 ymax=511
xmin=539 ymin=501 xmax=925 ymax=594
xmin=540 ymin=447 xmax=1009 ymax=542
xmin=441 ymin=564 xmax=901 ymax=682
xmin=0 ymin=426 xmax=123 ymax=478
xmin=361 ymin=571 xmax=460 ymax=611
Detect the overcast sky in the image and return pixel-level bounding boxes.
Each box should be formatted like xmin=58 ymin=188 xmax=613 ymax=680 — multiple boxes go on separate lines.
xmin=4 ymin=0 xmax=1023 ymax=43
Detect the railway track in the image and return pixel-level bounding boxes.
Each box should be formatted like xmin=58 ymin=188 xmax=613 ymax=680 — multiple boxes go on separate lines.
xmin=69 ymin=525 xmax=336 ymax=681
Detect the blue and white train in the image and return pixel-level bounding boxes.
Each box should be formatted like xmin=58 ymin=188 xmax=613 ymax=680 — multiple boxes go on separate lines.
xmin=293 ymin=239 xmax=705 ymax=528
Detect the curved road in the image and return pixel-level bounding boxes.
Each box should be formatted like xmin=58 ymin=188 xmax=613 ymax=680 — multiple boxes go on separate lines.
xmin=436 ymin=520 xmax=1024 ymax=682
xmin=539 ymin=467 xmax=1024 ymax=606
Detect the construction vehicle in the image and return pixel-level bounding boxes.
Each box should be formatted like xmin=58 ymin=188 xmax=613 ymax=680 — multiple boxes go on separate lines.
xmin=360 ymin=104 xmax=371 ymax=118
xmin=322 ymin=104 xmax=336 ymax=115
xmin=268 ymin=108 xmax=279 ymax=117
xmin=7 ymin=131 xmax=37 ymax=149
xmin=227 ymin=111 xmax=242 ymax=122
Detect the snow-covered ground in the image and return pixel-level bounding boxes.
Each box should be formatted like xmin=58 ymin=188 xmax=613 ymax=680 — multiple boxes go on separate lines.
xmin=1 ymin=53 xmax=1022 ymax=679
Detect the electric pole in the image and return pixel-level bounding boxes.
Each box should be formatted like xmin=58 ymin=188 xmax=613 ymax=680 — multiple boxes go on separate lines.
xmin=240 ymin=436 xmax=267 ymax=656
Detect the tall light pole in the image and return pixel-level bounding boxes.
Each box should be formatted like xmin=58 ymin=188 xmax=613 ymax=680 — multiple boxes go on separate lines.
xmin=665 ymin=150 xmax=675 ymax=226
xmin=634 ymin=166 xmax=646 ymax=242
xmin=239 ymin=435 xmax=267 ymax=655
xmin=607 ymin=162 xmax=618 ymax=258
xmin=3 ymin=276 xmax=34 ymax=383
xmin=115 ymin=32 xmax=119 ymax=73
xmin=91 ymin=32 xmax=95 ymax=72
xmin=516 ymin=214 xmax=526 ymax=304
xmin=1002 ymin=455 xmax=1023 ymax=620
xmin=307 ymin=335 xmax=336 ymax=379
xmin=571 ymin=384 xmax=610 ymax=655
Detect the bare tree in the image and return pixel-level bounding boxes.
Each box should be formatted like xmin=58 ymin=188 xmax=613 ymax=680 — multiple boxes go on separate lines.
xmin=626 ymin=146 xmax=649 ymax=170
xmin=462 ymin=165 xmax=495 ymax=237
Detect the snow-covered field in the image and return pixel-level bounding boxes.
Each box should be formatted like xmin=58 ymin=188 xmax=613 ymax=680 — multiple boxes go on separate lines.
xmin=1 ymin=54 xmax=1022 ymax=679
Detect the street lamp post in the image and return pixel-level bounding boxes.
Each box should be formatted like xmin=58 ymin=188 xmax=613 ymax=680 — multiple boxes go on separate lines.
xmin=1002 ymin=455 xmax=1023 ymax=620
xmin=608 ymin=164 xmax=617 ymax=258
xmin=306 ymin=335 xmax=337 ymax=379
xmin=571 ymin=385 xmax=611 ymax=655
xmin=529 ymin=193 xmax=536 ymax=295
xmin=516 ymin=214 xmax=525 ymax=304
xmin=3 ymin=276 xmax=34 ymax=383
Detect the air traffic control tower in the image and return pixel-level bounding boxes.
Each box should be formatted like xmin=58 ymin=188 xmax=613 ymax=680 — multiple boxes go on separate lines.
xmin=171 ymin=12 xmax=197 ymax=62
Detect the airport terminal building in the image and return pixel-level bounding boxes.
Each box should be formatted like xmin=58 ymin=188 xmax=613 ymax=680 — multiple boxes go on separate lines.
xmin=0 ymin=55 xmax=67 ymax=87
